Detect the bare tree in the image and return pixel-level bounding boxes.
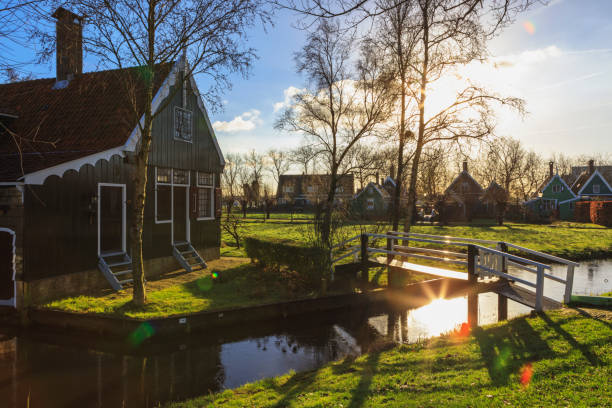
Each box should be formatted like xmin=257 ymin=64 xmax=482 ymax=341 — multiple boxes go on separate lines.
xmin=281 ymin=0 xmax=537 ymax=232
xmin=31 ymin=0 xmax=270 ymax=305
xmin=267 ymin=148 xmax=291 ymax=185
xmin=222 ymin=152 xmax=245 ymax=218
xmin=474 ymin=137 xmax=527 ymax=197
xmin=418 ymin=143 xmax=453 ymax=199
xmin=276 ymin=20 xmax=393 ymax=245
xmin=290 ymin=143 xmax=317 ymax=174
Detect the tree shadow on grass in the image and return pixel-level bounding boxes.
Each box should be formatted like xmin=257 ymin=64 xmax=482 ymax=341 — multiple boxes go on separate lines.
xmin=347 ymin=352 xmax=381 ymax=408
xmin=539 ymin=313 xmax=604 ymax=366
xmin=473 ymin=318 xmax=553 ymax=386
xmin=570 ymin=306 xmax=612 ymax=330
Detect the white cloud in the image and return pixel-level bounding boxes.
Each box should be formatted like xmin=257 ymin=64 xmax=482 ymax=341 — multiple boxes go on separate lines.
xmin=213 ymin=109 xmax=262 ymax=133
xmin=273 ymin=86 xmax=305 ymax=112
xmin=492 ymin=45 xmax=563 ymax=68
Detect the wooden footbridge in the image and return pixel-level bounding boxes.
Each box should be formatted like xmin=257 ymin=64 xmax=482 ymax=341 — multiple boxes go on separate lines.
xmin=331 ymin=231 xmax=579 ymax=312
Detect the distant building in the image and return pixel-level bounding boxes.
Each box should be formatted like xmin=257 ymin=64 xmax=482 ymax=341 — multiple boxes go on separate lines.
xmin=443 ymin=161 xmax=486 ymax=220
xmin=352 ymin=176 xmax=402 ymax=217
xmin=524 ymin=160 xmax=612 ymax=220
xmin=276 ymin=174 xmax=354 ymax=207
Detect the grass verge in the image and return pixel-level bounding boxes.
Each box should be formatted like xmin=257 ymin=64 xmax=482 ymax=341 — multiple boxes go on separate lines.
xmin=167 ymin=307 xmax=612 ymax=407
xmin=42 ymin=257 xmax=429 ymax=319
xmin=222 ymin=218 xmax=612 ymax=261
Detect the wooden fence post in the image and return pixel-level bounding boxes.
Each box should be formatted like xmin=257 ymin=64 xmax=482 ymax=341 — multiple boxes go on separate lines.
xmin=467 ymin=244 xmax=477 ymax=284
xmin=498 ymin=294 xmax=508 ymax=321
xmin=497 ymin=242 xmax=508 ymax=274
xmin=535 ymin=264 xmax=545 ymax=312
xmin=360 ymin=233 xmax=369 ymax=284
xmin=564 ymin=265 xmax=575 ymax=304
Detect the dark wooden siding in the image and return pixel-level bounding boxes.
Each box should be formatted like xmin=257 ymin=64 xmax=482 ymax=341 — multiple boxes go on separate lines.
xmin=22 ymin=71 xmax=223 ymax=282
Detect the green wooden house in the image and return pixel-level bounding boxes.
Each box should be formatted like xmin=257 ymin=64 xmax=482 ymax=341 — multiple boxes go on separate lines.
xmin=352 ymin=177 xmax=397 ymax=218
xmin=525 ymin=162 xmax=577 ymax=220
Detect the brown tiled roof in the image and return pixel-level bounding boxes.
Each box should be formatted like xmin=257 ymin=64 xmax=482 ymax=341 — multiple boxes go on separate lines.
xmin=0 ymin=63 xmax=173 ymax=181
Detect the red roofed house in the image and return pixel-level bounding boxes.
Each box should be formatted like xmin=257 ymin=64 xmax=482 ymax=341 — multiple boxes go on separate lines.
xmin=0 ymin=8 xmax=224 ymax=308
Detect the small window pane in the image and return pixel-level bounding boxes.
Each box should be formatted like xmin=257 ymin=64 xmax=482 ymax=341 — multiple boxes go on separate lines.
xmin=173 ymin=169 xmax=188 ymax=184
xmin=175 ymin=107 xmax=193 ymax=141
xmin=157 ymin=185 xmax=171 ymax=221
xmin=157 ymin=168 xmax=171 ymax=184
xmin=198 ymin=172 xmax=213 ymax=186
xmin=198 ymin=188 xmax=212 ymax=218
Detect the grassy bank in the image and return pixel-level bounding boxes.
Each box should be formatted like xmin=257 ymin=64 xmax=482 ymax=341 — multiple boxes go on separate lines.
xmin=168 ymin=307 xmax=612 ymax=407
xmin=41 ymin=257 xmax=428 ymax=319
xmin=223 ymin=218 xmax=612 ymax=261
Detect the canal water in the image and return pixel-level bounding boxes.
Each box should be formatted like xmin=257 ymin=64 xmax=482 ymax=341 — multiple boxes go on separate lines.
xmin=0 ymin=258 xmax=610 ymax=408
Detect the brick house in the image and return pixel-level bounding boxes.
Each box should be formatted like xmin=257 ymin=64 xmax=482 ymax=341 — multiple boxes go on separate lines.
xmin=276 ymin=174 xmax=354 ymax=207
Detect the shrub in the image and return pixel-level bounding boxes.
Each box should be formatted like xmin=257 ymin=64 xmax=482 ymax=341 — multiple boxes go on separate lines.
xmin=574 ymin=201 xmax=591 ymax=223
xmin=244 ymin=238 xmax=329 ymax=290
xmin=590 ymin=201 xmax=612 ymax=227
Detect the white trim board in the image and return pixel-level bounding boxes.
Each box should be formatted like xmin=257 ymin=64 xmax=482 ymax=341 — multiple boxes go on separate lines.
xmin=354 ymin=182 xmax=386 ymax=200
xmin=577 ymin=169 xmax=612 ymax=196
xmin=19 ymin=56 xmax=225 ymax=185
xmin=539 ymin=174 xmax=576 ymax=199
xmin=97 ymin=183 xmax=127 ymax=256
xmin=0 ymin=227 xmax=17 ymax=308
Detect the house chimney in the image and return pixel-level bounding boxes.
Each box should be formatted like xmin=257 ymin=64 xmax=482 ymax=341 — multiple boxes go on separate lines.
xmin=549 ymin=161 xmax=554 ymax=177
xmin=588 ymin=159 xmax=595 ymax=174
xmin=52 ymin=7 xmax=83 ymax=82
xmin=376 ymin=172 xmax=380 ymax=185
xmin=462 ymin=161 xmax=468 ymax=172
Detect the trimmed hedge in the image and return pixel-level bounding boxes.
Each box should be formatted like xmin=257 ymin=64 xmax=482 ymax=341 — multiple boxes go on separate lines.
xmin=591 ymin=201 xmax=612 ymax=227
xmin=574 ymin=201 xmax=591 ymax=223
xmin=244 ymin=238 xmax=329 ymax=289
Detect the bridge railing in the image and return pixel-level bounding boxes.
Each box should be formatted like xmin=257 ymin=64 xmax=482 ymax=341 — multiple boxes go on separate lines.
xmin=330 ymin=231 xmax=578 ymax=310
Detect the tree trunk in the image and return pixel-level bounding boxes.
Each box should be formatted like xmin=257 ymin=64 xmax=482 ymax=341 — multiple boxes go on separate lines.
xmin=130 ymin=115 xmax=153 ymax=306
xmin=404 ymin=9 xmax=429 ymax=234
xmin=321 ymin=171 xmax=338 ymax=247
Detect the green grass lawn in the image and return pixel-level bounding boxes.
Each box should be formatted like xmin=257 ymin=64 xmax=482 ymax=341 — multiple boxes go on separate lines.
xmin=167 ymin=307 xmax=612 ymax=407
xmin=43 ymin=260 xmax=323 ymax=319
xmin=223 ymin=217 xmax=612 ymax=261
xmin=43 ymin=258 xmax=430 ymax=319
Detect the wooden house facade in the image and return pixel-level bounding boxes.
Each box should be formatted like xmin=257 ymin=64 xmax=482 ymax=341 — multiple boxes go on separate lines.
xmin=443 ymin=162 xmax=485 ymax=221
xmin=0 ymin=8 xmax=224 ymax=307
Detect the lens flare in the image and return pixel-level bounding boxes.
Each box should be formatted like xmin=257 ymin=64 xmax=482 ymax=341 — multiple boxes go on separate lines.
xmin=520 ymin=362 xmax=533 ymax=387
xmin=523 ymin=21 xmax=535 ymax=35
xmin=128 ymin=322 xmax=155 ymax=347
xmin=212 ymin=271 xmax=219 ymax=279
xmin=196 ymin=276 xmax=213 ymax=291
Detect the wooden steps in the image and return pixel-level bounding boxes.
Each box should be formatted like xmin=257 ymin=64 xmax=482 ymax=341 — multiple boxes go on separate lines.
xmin=172 ymin=242 xmax=207 ymax=272
xmin=98 ymin=252 xmax=133 ymax=291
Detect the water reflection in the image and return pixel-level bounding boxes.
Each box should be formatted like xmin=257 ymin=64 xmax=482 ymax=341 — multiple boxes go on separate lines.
xmin=0 ymin=260 xmax=610 ymax=407
xmin=0 ymin=290 xmax=539 ymax=408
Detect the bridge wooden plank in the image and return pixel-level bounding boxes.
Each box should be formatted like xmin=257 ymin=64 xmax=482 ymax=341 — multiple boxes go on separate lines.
xmin=493 ymin=282 xmax=562 ymax=311
xmin=374 ymin=257 xmax=468 ymax=281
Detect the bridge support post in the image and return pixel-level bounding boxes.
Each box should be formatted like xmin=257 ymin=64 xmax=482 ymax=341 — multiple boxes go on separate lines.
xmin=468 ymin=293 xmax=478 ymax=327
xmin=360 ymin=234 xmax=369 ymax=285
xmin=497 ymin=242 xmax=508 ymax=274
xmin=535 ymin=265 xmax=545 ymax=312
xmin=564 ymin=265 xmax=575 ymax=304
xmin=498 ymin=294 xmax=508 ymax=321
xmin=467 ymin=244 xmax=477 ymax=284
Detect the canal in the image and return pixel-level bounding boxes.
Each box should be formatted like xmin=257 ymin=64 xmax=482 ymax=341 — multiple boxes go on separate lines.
xmin=0 ymin=258 xmax=610 ymax=407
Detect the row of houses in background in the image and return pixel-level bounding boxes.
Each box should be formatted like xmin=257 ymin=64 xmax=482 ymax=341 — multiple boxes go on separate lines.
xmin=274 ymin=159 xmax=611 ymax=223
xmin=525 ymin=160 xmax=612 ymax=220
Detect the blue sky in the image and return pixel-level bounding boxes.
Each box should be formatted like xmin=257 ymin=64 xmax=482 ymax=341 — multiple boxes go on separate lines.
xmin=207 ymin=0 xmax=612 ymax=157
xmin=3 ymin=0 xmax=611 ymax=158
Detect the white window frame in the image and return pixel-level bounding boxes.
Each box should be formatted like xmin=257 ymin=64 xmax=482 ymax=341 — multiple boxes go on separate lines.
xmin=174 ymin=106 xmax=193 ymax=143
xmin=155 ymin=167 xmax=172 ymax=224
xmin=593 ymin=184 xmax=600 ymax=194
xmin=283 ymin=185 xmax=293 ymax=193
xmin=97 ymin=183 xmax=127 ymax=256
xmin=196 ymin=171 xmax=215 ymax=221
xmin=366 ymin=198 xmax=375 ymax=211
xmin=155 ymin=168 xmax=192 ymax=244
